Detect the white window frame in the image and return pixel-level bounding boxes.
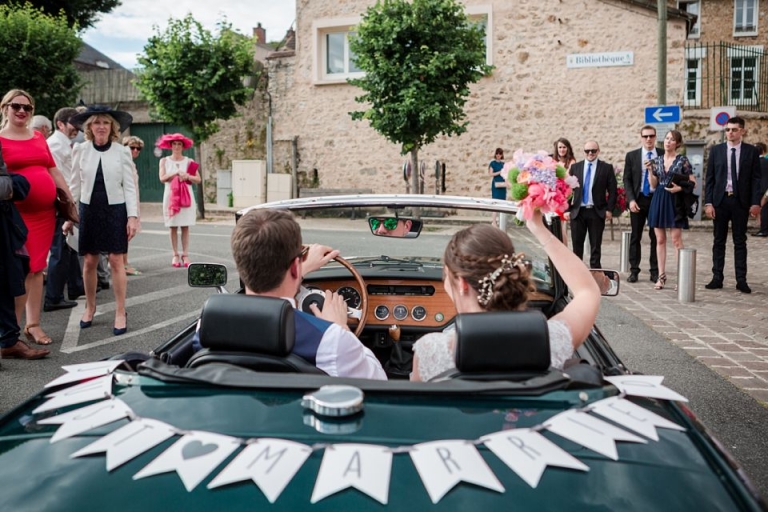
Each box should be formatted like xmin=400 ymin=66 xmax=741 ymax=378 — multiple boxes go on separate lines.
xmin=733 ymin=0 xmax=758 ymax=36
xmin=727 ymin=45 xmax=762 ymax=106
xmin=312 ymin=17 xmax=363 ymax=85
xmin=465 ymin=5 xmax=493 ymax=67
xmin=678 ymin=1 xmax=701 ymax=39
xmin=684 ymin=47 xmax=706 ymax=107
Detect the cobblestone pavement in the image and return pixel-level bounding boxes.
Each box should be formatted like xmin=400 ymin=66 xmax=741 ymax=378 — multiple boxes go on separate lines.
xmin=599 ymin=219 xmax=768 ymax=406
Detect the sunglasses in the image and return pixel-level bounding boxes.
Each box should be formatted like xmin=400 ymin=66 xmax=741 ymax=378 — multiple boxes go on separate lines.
xmin=724 ymin=127 xmax=741 ymax=132
xmin=288 ymin=245 xmax=309 ymax=268
xmin=641 ymin=134 xmax=656 ymax=139
xmin=584 ymin=149 xmax=598 ymax=154
xmin=129 ymin=146 xmax=142 ymax=151
xmin=370 ymin=218 xmax=399 ymax=231
xmin=8 ymin=102 xmax=34 ymax=113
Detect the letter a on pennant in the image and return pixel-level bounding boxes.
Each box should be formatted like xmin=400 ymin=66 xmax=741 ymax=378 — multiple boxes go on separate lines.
xmin=311 ymin=444 xmax=393 ymax=505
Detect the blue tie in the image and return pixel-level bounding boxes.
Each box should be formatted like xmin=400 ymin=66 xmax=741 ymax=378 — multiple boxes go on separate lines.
xmin=582 ymin=162 xmax=592 ymax=204
xmin=642 ymin=152 xmax=652 ymax=196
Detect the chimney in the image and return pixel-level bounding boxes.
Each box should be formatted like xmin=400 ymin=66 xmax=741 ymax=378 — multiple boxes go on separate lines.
xmin=253 ymin=23 xmax=266 ymax=44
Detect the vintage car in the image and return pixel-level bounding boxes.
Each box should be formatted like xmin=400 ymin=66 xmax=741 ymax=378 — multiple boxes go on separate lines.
xmin=0 ymin=195 xmax=764 ymax=511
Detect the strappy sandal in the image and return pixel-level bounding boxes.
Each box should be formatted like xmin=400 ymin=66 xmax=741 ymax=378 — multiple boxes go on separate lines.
xmin=124 ymin=265 xmax=142 ymax=276
xmin=654 ymin=273 xmax=667 ymax=290
xmin=171 ymin=254 xmax=181 ymax=268
xmin=181 ymin=254 xmax=191 ymax=268
xmin=24 ymin=323 xmax=52 ymax=345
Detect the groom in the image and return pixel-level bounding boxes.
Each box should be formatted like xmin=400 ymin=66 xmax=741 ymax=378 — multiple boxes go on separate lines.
xmin=565 ymin=140 xmax=617 ymax=269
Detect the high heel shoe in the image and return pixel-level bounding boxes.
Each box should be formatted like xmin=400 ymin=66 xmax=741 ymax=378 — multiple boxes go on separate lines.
xmin=654 ymin=273 xmax=667 ymax=290
xmin=172 ymin=254 xmax=181 ymax=268
xmin=113 ymin=313 xmax=127 ymax=336
xmin=181 ymin=254 xmax=191 ymax=268
xmin=80 ymin=310 xmax=95 ymax=329
xmin=24 ymin=324 xmax=52 ymax=345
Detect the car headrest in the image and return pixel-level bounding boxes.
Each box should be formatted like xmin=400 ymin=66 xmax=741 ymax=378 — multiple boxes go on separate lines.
xmin=454 ymin=311 xmax=551 ymax=374
xmin=198 ymin=295 xmax=295 ymax=355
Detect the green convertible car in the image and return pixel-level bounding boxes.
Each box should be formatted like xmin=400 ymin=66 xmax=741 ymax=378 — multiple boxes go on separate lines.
xmin=0 ymin=196 xmax=764 ymax=511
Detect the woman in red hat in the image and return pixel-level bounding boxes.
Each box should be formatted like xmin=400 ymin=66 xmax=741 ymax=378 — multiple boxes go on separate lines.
xmin=157 ymin=133 xmax=201 ymax=267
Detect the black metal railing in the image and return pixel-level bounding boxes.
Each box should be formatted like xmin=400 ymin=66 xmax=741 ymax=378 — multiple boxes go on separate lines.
xmin=684 ymin=42 xmax=768 ymax=112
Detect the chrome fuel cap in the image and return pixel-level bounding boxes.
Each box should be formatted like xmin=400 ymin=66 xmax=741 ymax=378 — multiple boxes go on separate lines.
xmin=301 ymin=385 xmax=364 ymax=417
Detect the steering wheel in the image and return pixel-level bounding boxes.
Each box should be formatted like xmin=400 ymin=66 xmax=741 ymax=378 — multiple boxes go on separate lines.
xmin=300 ymin=255 xmax=369 ymax=338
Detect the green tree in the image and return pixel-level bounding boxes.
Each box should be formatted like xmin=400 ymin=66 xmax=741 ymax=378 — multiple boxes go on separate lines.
xmin=10 ymin=0 xmax=121 ymax=30
xmin=0 ymin=4 xmax=82 ymax=117
xmin=349 ymin=0 xmax=491 ymax=195
xmin=135 ymin=15 xmax=255 ymax=218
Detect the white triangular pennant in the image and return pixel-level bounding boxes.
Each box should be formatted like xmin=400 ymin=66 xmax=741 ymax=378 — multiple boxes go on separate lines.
xmin=604 ymin=375 xmax=688 ymax=402
xmin=310 ymin=444 xmax=392 ymax=505
xmin=33 ymin=375 xmax=114 ymax=414
xmin=38 ymin=398 xmax=133 ymax=443
xmin=410 ymin=440 xmax=504 ymax=504
xmin=133 ymin=431 xmax=241 ymax=492
xmin=208 ymin=439 xmax=312 ymax=503
xmin=482 ymin=429 xmax=589 ymax=488
xmin=546 ymin=410 xmax=646 ymax=460
xmin=45 ymin=360 xmax=124 ymax=388
xmin=589 ymin=397 xmax=685 ymax=441
xmin=71 ymin=418 xmax=177 ymax=471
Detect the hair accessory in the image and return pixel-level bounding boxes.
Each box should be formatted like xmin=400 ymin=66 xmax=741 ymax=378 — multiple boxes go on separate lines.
xmin=477 ymin=253 xmax=526 ymax=307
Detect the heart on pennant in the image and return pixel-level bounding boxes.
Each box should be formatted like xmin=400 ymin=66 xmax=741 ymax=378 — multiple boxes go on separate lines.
xmin=182 ymin=440 xmax=218 ymax=460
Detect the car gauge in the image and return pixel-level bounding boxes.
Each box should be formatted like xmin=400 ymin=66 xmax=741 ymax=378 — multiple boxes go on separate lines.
xmin=374 ymin=305 xmax=390 ymax=320
xmin=393 ymin=304 xmax=408 ymax=321
xmin=337 ymin=286 xmax=361 ymax=309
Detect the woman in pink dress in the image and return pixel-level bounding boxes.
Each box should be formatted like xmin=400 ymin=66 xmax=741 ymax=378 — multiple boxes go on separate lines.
xmin=0 ymin=89 xmax=75 ymax=346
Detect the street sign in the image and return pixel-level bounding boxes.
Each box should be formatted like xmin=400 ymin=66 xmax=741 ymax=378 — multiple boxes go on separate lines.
xmin=709 ymin=106 xmax=736 ymax=131
xmin=651 ymin=123 xmax=676 ymax=136
xmin=644 ymin=105 xmax=682 ymax=124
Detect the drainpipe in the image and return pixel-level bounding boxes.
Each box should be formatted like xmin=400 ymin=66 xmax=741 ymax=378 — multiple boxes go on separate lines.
xmin=266 ymin=88 xmax=273 ymax=174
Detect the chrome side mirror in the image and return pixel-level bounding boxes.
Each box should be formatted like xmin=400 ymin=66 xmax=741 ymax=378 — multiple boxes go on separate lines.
xmin=591 ymin=269 xmax=620 ymax=296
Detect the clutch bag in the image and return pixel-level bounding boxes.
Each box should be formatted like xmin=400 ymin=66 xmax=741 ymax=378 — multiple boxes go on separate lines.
xmin=54 ymin=188 xmax=80 ymax=224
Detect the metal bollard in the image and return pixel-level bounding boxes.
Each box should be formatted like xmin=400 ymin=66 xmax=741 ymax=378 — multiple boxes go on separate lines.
xmin=619 ymin=231 xmax=631 ymax=273
xmin=677 ymin=248 xmax=696 ymax=303
xmin=499 ymin=212 xmax=507 ymax=231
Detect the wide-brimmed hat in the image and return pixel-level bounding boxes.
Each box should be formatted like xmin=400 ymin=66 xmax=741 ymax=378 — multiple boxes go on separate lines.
xmin=156 ymin=133 xmax=194 ymax=150
xmin=71 ymin=105 xmax=133 ymax=132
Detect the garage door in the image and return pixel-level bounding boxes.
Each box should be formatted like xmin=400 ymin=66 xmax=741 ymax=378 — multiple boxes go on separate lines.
xmin=129 ymin=123 xmax=195 ymax=202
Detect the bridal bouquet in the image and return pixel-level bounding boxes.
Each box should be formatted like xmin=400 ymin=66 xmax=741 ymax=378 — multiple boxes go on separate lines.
xmin=503 ymin=150 xmax=579 ymax=221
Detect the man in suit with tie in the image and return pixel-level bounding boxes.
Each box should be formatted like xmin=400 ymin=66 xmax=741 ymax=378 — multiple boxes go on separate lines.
xmin=623 ymin=125 xmax=659 ymax=283
xmin=704 ymin=116 xmax=762 ymax=293
xmin=565 ymin=140 xmax=617 ymax=268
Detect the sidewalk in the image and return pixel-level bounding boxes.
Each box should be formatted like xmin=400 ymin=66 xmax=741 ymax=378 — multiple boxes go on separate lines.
xmin=139 ymin=202 xmax=768 ymax=405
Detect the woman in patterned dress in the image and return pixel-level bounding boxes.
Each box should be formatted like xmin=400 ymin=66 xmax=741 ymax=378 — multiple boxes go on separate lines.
xmin=157 ymin=133 xmax=201 ymax=268
xmin=410 ymin=210 xmax=601 ymax=382
xmin=647 ymin=130 xmax=694 ymax=290
xmin=0 ymin=89 xmax=75 ymax=346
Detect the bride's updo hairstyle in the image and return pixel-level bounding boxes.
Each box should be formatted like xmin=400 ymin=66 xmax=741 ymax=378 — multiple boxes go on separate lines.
xmin=443 ymin=224 xmax=534 ymax=311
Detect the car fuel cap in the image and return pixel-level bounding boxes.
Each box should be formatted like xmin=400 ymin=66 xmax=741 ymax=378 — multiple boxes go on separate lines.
xmin=301 ymin=385 xmax=364 ymax=417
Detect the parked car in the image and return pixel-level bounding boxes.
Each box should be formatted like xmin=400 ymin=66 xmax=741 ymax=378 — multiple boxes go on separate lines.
xmin=0 ymin=195 xmax=764 ymax=511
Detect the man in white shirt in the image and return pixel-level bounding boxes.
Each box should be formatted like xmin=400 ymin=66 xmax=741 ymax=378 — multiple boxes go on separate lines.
xmin=201 ymin=209 xmax=387 ymax=379
xmin=44 ymin=107 xmax=83 ymax=311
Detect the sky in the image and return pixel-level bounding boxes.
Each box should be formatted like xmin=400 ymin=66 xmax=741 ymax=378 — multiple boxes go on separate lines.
xmin=82 ymin=1 xmax=296 ymax=70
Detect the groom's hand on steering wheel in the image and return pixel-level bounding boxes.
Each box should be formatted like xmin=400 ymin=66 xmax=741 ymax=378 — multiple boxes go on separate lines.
xmin=301 ymin=244 xmax=340 ymax=277
xmin=309 ymin=290 xmax=351 ymax=330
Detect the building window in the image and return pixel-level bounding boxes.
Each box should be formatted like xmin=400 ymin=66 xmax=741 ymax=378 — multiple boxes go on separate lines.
xmin=678 ymin=1 xmax=700 ymax=38
xmin=730 ymin=56 xmax=758 ymax=104
xmin=325 ymin=31 xmax=362 ymax=76
xmin=684 ymin=47 xmax=706 ymax=107
xmin=466 ymin=5 xmax=493 ymax=67
xmin=313 ymin=17 xmax=363 ymax=84
xmin=734 ymin=0 xmax=758 ymax=36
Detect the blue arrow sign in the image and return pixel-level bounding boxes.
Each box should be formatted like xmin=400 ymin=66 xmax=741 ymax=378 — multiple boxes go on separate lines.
xmin=645 ymin=105 xmax=681 ymax=124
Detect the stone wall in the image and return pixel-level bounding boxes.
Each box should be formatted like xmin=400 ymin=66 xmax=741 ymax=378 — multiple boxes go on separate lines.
xmin=693 ymin=0 xmax=768 ymax=44
xmin=267 ymin=0 xmax=690 ymax=197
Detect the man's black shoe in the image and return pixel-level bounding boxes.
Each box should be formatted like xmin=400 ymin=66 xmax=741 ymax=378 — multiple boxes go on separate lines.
xmin=43 ymin=299 xmax=77 ymax=312
xmin=752 ymin=231 xmax=768 ymax=237
xmin=68 ymin=291 xmax=84 ymax=301
xmin=705 ymin=280 xmax=723 ymax=290
xmin=736 ymin=282 xmax=752 ymax=294
xmin=649 ymin=273 xmax=658 ymax=283
xmin=98 ymin=281 xmax=110 ymax=290
xmin=627 ymin=273 xmax=638 ymax=283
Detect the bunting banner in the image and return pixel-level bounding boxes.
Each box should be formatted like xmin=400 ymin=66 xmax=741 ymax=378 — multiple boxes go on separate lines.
xmin=33 ymin=363 xmax=693 ymax=505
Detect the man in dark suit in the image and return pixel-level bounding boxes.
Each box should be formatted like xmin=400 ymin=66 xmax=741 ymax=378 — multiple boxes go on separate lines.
xmin=752 ymin=142 xmax=768 ymax=237
xmin=623 ymin=125 xmax=659 ymax=283
xmin=704 ymin=116 xmax=762 ymax=293
xmin=565 ymin=140 xmax=617 ymax=268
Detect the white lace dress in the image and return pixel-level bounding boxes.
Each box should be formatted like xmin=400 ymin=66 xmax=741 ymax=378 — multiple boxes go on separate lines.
xmin=412 ymin=319 xmax=574 ymax=382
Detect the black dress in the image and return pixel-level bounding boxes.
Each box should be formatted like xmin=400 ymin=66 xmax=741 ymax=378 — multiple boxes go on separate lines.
xmin=78 ymin=141 xmax=128 ymax=255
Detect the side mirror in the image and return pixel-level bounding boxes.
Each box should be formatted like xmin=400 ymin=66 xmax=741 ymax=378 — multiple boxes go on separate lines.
xmin=368 ymin=216 xmax=423 ymax=238
xmin=591 ymin=269 xmax=620 ymax=296
xmin=188 ymin=263 xmax=228 ymax=288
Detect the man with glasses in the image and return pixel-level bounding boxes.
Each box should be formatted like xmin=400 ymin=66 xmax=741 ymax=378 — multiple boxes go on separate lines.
xmin=371 ymin=217 xmax=413 ymax=237
xmin=623 ymin=125 xmax=660 ymax=283
xmin=192 ymin=209 xmax=386 ymax=379
xmin=43 ymin=107 xmax=84 ymax=311
xmin=704 ymin=116 xmax=762 ymax=293
xmin=564 ymin=140 xmax=617 ymax=268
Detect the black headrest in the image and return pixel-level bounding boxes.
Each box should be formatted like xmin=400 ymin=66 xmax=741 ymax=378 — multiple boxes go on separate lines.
xmin=198 ymin=295 xmax=295 ymax=355
xmin=454 ymin=311 xmax=551 ymax=374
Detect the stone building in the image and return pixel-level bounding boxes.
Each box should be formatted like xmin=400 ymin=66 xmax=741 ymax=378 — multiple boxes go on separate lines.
xmin=266 ymin=0 xmax=693 ymax=197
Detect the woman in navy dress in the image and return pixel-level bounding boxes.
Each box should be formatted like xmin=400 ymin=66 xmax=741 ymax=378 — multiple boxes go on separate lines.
xmin=488 ymin=148 xmax=505 ymax=226
xmin=647 ymin=130 xmax=694 ymax=290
